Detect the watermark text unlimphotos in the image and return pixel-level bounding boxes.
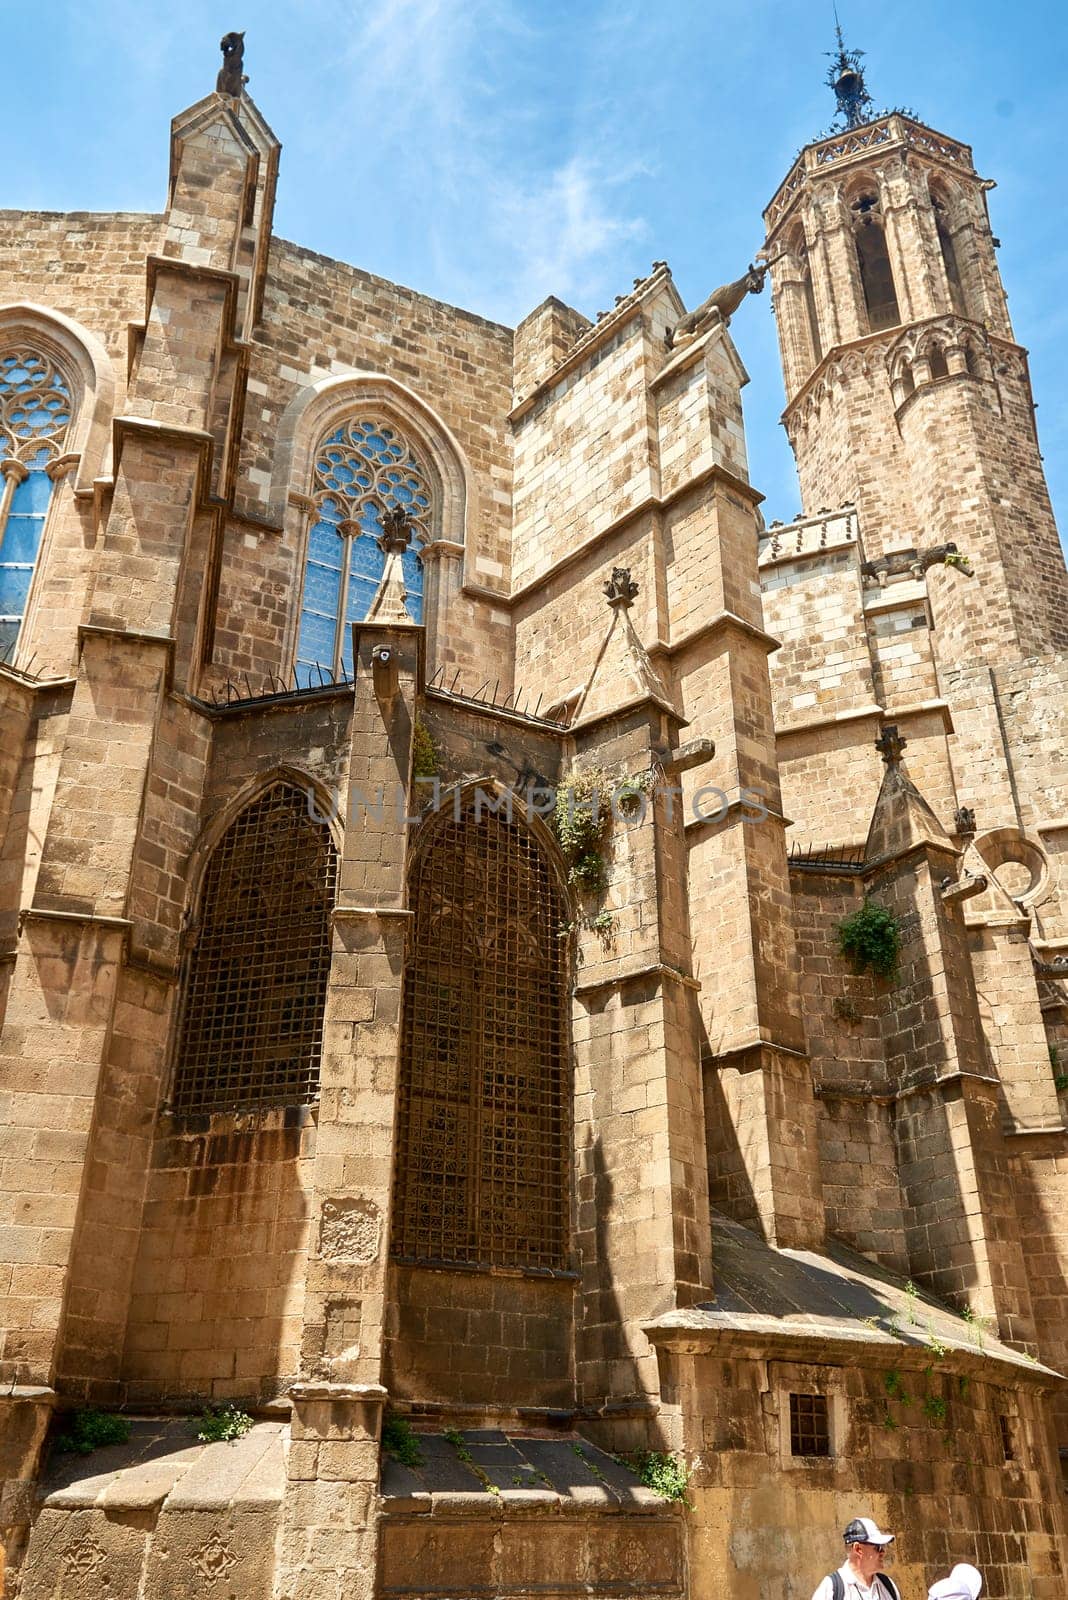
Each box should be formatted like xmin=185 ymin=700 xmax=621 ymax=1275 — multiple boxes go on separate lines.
xmin=306 ymin=780 xmax=769 ymax=830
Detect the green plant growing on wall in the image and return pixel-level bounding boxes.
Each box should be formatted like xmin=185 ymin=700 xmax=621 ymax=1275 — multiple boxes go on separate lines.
xmin=943 ymin=551 xmax=972 ymax=573
xmin=54 ymin=1410 xmax=130 ymax=1456
xmin=195 ymin=1405 xmax=254 ymax=1443
xmin=627 ymin=1450 xmax=691 ymax=1506
xmin=412 ymin=718 xmax=437 ymax=779
xmin=961 ymin=1306 xmax=985 ymax=1351
xmin=925 ymin=1326 xmax=948 ymax=1359
xmin=551 ymin=769 xmax=613 ymax=895
xmin=883 ymin=1370 xmax=911 ymax=1406
xmin=1050 ymin=1044 xmax=1067 ymax=1091
xmin=904 ymin=1280 xmax=919 ymax=1324
xmin=381 ymin=1413 xmax=422 ymax=1468
xmin=837 ymin=900 xmax=902 ymax=981
xmin=922 ymin=1394 xmax=948 ymax=1422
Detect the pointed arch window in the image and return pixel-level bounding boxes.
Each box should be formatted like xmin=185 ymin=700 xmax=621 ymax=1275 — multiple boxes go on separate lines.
xmin=851 ymin=193 xmax=900 ymax=333
xmin=392 ymin=794 xmax=571 ymax=1271
xmin=931 ymin=191 xmax=972 ymax=319
xmin=171 ymin=782 xmax=338 ymax=1115
xmin=0 ymin=348 xmax=73 ymax=664
xmin=296 ymin=417 xmax=432 ymax=687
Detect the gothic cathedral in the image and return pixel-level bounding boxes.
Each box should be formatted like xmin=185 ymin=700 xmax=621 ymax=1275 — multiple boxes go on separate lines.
xmin=0 ymin=30 xmax=1065 ymax=1600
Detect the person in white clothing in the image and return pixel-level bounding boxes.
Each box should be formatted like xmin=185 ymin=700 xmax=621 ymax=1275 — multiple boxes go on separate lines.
xmin=927 ymin=1565 xmax=982 ymax=1600
xmin=810 ymin=1518 xmax=900 ymax=1600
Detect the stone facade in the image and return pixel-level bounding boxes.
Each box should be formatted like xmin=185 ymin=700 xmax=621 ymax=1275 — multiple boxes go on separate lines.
xmin=0 ymin=57 xmax=1066 ymax=1600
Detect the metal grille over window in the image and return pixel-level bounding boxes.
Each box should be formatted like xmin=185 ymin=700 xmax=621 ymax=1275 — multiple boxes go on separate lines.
xmin=0 ymin=348 xmax=73 ymax=665
xmin=789 ymin=1393 xmax=831 ymax=1457
xmin=296 ymin=417 xmax=432 ymax=687
xmin=171 ymin=783 xmax=338 ymax=1115
xmin=392 ymin=796 xmax=570 ymax=1271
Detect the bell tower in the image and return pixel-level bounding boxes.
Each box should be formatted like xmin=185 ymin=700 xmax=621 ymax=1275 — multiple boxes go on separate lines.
xmin=763 ymin=30 xmax=1068 ymax=663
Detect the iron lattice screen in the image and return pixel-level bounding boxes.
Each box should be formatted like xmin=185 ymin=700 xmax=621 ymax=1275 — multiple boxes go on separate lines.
xmin=171 ymin=782 xmax=338 ymax=1115
xmin=789 ymin=1393 xmax=831 ymax=1457
xmin=392 ymin=798 xmax=570 ymax=1270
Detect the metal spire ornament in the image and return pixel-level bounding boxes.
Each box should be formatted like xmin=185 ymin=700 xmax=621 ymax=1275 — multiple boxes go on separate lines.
xmin=826 ymin=16 xmax=874 ymax=130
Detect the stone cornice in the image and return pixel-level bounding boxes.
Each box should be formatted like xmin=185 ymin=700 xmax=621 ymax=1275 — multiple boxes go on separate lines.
xmin=643 ymin=1311 xmax=1060 ymax=1387
xmin=764 ymin=114 xmax=978 ymax=240
xmin=509 ymin=265 xmax=679 ymax=422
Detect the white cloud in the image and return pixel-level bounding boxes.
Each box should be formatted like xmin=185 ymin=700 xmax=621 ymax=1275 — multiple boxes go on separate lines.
xmin=482 ymin=156 xmax=647 ymax=321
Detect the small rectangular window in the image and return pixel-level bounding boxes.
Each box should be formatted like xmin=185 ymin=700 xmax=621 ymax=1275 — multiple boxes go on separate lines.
xmin=999 ymin=1414 xmax=1015 ymax=1462
xmin=790 ymin=1393 xmax=831 ymax=1457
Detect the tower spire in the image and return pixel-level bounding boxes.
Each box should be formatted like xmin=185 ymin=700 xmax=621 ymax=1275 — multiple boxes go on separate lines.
xmin=826 ymin=12 xmax=873 ymax=129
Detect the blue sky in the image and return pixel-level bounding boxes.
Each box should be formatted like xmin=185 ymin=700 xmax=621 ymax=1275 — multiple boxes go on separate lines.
xmin=4 ymin=0 xmax=1066 ymax=545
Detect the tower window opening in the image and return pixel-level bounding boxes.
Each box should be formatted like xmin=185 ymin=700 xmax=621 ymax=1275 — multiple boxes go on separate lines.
xmin=801 ymin=251 xmax=823 ymax=365
xmin=934 ymin=198 xmax=970 ymax=318
xmin=928 ymin=345 xmax=949 ymax=381
xmin=392 ymin=794 xmax=570 ymax=1271
xmin=852 ymin=194 xmax=900 ymax=332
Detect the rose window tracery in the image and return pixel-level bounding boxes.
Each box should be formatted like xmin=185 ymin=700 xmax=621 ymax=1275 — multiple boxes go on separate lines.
xmin=296 ymin=418 xmax=432 ymax=686
xmin=0 ymin=347 xmax=74 ymax=664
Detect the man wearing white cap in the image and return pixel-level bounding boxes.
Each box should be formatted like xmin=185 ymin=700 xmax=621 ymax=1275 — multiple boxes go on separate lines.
xmin=810 ymin=1517 xmax=901 ymax=1600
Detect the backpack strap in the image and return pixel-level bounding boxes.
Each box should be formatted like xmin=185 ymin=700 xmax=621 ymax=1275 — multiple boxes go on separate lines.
xmin=875 ymin=1577 xmax=900 ymax=1600
xmin=830 ymin=1573 xmax=845 ymax=1600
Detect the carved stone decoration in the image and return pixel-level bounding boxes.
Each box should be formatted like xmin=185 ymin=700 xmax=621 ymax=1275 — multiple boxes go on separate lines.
xmin=318 ymin=1196 xmax=381 ymax=1264
xmin=194 ymin=1533 xmax=238 ymax=1582
xmin=377 ymin=503 xmax=414 ymax=555
xmin=217 ymin=32 xmax=248 ymax=97
xmin=954 ymin=806 xmax=977 ymax=838
xmin=62 ymin=1534 xmax=107 ymax=1576
xmin=603 ymin=567 xmax=640 ymax=609
xmin=668 ymin=263 xmax=767 ymax=348
xmin=875 ymin=725 xmax=907 ymax=766
xmin=861 ymin=541 xmax=972 ymax=587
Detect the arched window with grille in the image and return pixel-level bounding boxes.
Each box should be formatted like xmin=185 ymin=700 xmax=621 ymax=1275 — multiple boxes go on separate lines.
xmin=171 ymin=782 xmax=338 ymax=1115
xmin=0 ymin=347 xmax=73 ymax=664
xmin=392 ymin=793 xmax=571 ymax=1271
xmin=296 ymin=417 xmax=433 ymax=687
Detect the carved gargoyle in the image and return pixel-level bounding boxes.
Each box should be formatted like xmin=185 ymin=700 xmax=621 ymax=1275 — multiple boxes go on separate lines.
xmin=861 ymin=542 xmax=974 ymax=588
xmin=668 ymin=262 xmax=767 ymax=350
xmin=217 ymin=32 xmax=248 ymax=98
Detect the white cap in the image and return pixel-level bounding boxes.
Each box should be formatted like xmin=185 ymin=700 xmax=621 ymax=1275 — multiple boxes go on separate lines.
xmin=928 ymin=1565 xmax=982 ymax=1600
xmin=843 ymin=1517 xmax=895 ymax=1548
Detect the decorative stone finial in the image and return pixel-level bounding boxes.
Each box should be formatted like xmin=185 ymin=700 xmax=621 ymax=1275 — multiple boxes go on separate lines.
xmin=365 ymin=505 xmax=416 ymax=624
xmin=876 ymin=725 xmax=907 ymax=766
xmin=377 ymin=504 xmax=413 ymax=556
xmin=954 ymin=806 xmax=977 ymax=838
xmin=603 ymin=567 xmax=639 ymax=609
xmin=217 ymin=32 xmax=248 ymax=98
xmin=826 ymin=19 xmax=873 ymax=130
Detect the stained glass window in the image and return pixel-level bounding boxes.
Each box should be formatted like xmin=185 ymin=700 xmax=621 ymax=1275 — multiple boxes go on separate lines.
xmin=296 ymin=418 xmax=431 ymax=687
xmin=0 ymin=349 xmax=73 ymax=665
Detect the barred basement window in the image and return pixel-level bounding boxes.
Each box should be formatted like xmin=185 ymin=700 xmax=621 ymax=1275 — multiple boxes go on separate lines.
xmin=171 ymin=782 xmax=338 ymax=1115
xmin=999 ymin=1414 xmax=1015 ymax=1463
xmin=789 ymin=1393 xmax=831 ymax=1457
xmin=0 ymin=347 xmax=74 ymax=665
xmin=391 ymin=794 xmax=570 ymax=1270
